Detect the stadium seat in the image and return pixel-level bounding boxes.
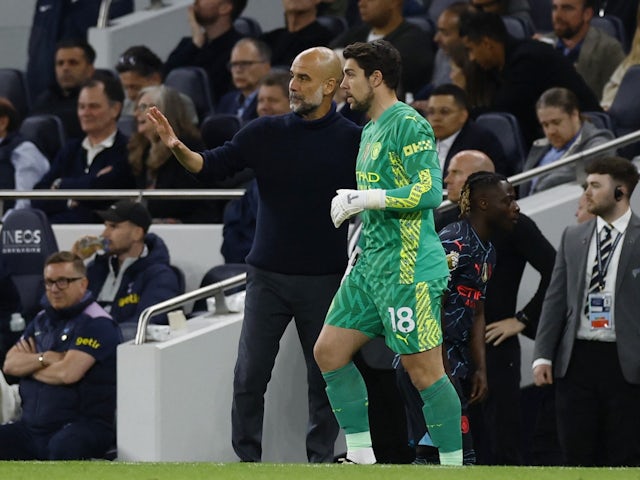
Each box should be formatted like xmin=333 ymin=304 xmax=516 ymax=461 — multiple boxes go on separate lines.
xmin=192 ymin=263 xmax=248 ymax=313
xmin=503 ymin=15 xmax=530 ymax=39
xmin=117 ymin=115 xmax=136 ymax=137
xmin=529 ymin=0 xmax=553 ymax=33
xmin=591 ymin=14 xmax=627 ymax=49
xmin=317 ymin=14 xmax=349 ymax=38
xmin=200 ymin=114 xmax=243 ymax=149
xmin=405 ymin=14 xmax=434 ymax=36
xmin=165 ymin=66 xmax=215 ymax=121
xmin=0 ymin=208 xmax=59 ymax=322
xmin=234 ymin=16 xmax=263 ymax=37
xmin=475 ymin=111 xmax=528 ymax=174
xmin=608 ymin=65 xmax=640 ymax=157
xmin=0 ymin=68 xmax=31 ymax=120
xmin=583 ymin=111 xmax=615 ymax=132
xmin=19 ymin=114 xmax=66 ymax=162
xmin=427 ymin=0 xmax=459 ymax=24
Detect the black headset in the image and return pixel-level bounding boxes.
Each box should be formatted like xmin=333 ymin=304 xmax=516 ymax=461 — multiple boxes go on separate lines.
xmin=614 ymin=185 xmax=624 ymax=201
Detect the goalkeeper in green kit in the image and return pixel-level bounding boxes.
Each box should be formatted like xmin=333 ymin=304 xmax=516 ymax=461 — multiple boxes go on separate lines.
xmin=313 ymin=40 xmax=462 ymax=466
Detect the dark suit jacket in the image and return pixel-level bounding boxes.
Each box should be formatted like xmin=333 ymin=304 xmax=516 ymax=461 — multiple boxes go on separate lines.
xmin=216 ymin=90 xmax=258 ymax=123
xmin=534 ymin=213 xmax=640 ymax=384
xmin=443 ymin=120 xmax=511 ymax=181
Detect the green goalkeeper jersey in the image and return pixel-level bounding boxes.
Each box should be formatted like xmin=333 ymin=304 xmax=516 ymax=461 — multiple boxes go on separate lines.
xmin=354 ymin=101 xmax=448 ymax=285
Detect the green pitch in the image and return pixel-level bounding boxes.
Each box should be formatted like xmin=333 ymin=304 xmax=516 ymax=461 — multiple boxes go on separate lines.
xmin=0 ymin=463 xmax=639 ymax=480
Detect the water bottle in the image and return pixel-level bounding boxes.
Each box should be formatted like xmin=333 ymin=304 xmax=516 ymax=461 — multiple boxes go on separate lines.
xmin=9 ymin=312 xmax=25 ymax=332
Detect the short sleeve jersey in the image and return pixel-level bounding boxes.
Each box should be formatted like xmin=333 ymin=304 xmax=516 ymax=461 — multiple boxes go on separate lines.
xmin=354 ymin=102 xmax=448 ymax=285
xmin=439 ymin=219 xmax=496 ymax=379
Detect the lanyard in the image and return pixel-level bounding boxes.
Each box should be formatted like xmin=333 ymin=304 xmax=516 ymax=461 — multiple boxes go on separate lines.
xmin=595 ymin=226 xmax=623 ymax=290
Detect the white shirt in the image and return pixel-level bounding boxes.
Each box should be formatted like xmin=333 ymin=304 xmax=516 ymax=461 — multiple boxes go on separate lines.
xmin=532 ymin=208 xmax=632 ymax=369
xmin=436 ymin=130 xmax=460 ymax=171
xmin=81 ymin=130 xmax=117 ymax=172
xmin=576 ymin=208 xmax=631 ymax=341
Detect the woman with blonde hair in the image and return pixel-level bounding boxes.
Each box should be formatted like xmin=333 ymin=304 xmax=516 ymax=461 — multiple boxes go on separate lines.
xmin=128 ymin=85 xmax=219 ymax=223
xmin=601 ymin=5 xmax=640 ymax=110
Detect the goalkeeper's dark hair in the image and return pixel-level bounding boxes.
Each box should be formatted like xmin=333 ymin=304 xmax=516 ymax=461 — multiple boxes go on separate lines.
xmin=459 ymin=171 xmax=508 ymax=217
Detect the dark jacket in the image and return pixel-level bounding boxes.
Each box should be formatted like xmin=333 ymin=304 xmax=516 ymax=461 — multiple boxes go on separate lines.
xmin=86 ymin=233 xmax=181 ymax=325
xmin=216 ymin=90 xmax=258 ymax=122
xmin=331 ymin=20 xmax=434 ymax=94
xmin=31 ymin=85 xmax=82 ymax=140
xmin=486 ymin=37 xmax=601 ymax=145
xmin=443 ymin=120 xmax=512 ymax=179
xmin=261 ymin=20 xmax=334 ymax=68
xmin=164 ymin=28 xmax=244 ymax=103
xmin=20 ymin=292 xmax=121 ymax=433
xmin=33 ymin=130 xmax=135 ymax=223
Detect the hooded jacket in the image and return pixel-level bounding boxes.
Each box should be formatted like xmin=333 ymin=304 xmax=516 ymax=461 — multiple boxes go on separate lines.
xmin=86 ymin=233 xmax=181 ymax=325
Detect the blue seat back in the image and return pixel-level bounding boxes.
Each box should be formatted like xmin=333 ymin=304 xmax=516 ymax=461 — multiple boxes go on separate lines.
xmin=608 ymin=65 xmax=640 ymax=157
xmin=200 ymin=114 xmax=243 ymax=150
xmin=475 ymin=112 xmax=527 ymax=173
xmin=0 ymin=69 xmax=31 ymax=120
xmin=1 ymin=208 xmax=59 ymax=320
xmin=233 ymin=16 xmax=263 ymax=37
xmin=165 ymin=67 xmax=215 ymax=120
xmin=19 ymin=114 xmax=66 ymax=162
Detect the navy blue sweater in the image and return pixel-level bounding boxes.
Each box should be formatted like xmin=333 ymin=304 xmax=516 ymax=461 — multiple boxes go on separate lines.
xmin=198 ymin=105 xmax=361 ymax=275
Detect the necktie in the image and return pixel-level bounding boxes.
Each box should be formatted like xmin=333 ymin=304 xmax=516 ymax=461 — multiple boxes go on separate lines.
xmin=585 ymin=224 xmax=613 ymax=314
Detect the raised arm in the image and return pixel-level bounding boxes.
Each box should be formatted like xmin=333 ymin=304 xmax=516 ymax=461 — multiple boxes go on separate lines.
xmin=147 ymin=106 xmax=204 ymax=173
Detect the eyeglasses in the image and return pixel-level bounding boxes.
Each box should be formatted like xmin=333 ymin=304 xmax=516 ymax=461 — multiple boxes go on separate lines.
xmin=471 ymin=0 xmax=501 ymax=10
xmin=227 ymin=60 xmax=265 ymax=71
xmin=134 ymin=102 xmax=155 ymax=113
xmin=44 ymin=277 xmax=84 ymax=290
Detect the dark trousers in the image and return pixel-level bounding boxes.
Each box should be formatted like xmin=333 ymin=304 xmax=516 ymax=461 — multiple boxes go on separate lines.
xmin=473 ymin=337 xmax=523 ymax=465
xmin=555 ymin=339 xmax=640 ymax=466
xmin=0 ymin=420 xmax=114 ymax=460
xmin=231 ymin=266 xmax=340 ymax=462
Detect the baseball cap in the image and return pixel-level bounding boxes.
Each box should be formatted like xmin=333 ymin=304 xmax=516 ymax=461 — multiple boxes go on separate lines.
xmin=97 ymin=200 xmax=152 ymax=232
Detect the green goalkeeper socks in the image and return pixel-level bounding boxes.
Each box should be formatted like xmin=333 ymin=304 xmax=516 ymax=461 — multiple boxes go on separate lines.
xmin=323 ymin=362 xmax=371 ymax=449
xmin=420 ymin=375 xmax=462 ymax=465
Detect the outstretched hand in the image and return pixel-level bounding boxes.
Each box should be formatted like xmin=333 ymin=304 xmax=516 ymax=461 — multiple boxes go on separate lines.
xmin=147 ymin=107 xmax=181 ymax=149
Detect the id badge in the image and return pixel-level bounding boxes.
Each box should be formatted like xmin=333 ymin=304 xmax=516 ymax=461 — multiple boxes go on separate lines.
xmin=588 ymin=292 xmax=612 ymax=330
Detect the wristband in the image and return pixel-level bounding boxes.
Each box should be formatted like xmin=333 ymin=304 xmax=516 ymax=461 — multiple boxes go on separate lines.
xmin=515 ymin=311 xmax=530 ymax=327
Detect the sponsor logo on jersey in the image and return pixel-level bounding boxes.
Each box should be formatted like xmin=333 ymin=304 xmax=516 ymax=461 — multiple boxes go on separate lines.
xmin=118 ymin=293 xmax=140 ymax=308
xmin=75 ymin=337 xmax=101 ymax=349
xmin=356 ymin=171 xmax=381 ymax=183
xmin=402 ymin=139 xmax=433 ymax=157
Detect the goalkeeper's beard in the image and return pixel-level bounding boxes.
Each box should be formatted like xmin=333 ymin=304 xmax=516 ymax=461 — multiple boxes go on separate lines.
xmin=348 ymin=88 xmax=374 ymax=113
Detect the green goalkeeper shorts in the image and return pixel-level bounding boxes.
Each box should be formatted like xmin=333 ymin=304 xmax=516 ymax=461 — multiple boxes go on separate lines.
xmin=325 ymin=268 xmax=447 ymax=354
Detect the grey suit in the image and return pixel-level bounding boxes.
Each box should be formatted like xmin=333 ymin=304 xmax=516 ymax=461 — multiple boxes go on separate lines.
xmin=541 ymin=27 xmax=625 ymax=101
xmin=534 ymin=213 xmax=640 ymax=465
xmin=520 ymin=121 xmax=614 ymax=197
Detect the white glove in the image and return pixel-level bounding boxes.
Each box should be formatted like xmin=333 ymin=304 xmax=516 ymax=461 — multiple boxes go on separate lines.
xmin=330 ymin=189 xmax=385 ymax=228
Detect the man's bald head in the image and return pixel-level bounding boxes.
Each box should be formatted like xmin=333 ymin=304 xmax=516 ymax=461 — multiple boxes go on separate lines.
xmin=289 ymin=47 xmax=343 ymax=119
xmin=444 ymin=150 xmax=496 ymax=203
